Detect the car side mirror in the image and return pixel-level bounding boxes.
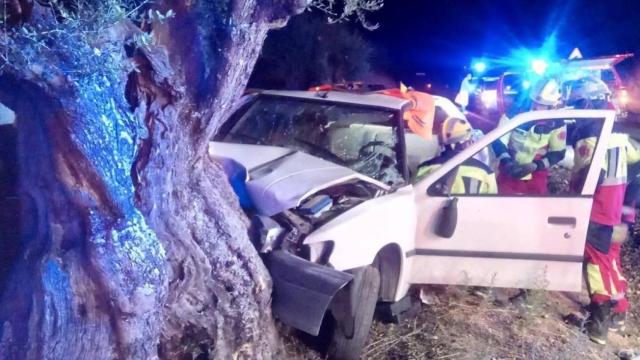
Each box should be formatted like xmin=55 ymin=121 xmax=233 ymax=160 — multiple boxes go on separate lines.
xmin=434 ymin=197 xmax=458 ymax=238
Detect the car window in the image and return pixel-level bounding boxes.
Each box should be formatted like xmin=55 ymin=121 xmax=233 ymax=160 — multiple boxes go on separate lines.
xmin=404 ymin=103 xmax=487 ymax=179
xmin=424 ymin=117 xmax=604 ymax=197
xmin=223 ymin=96 xmax=405 ymax=186
xmin=501 ymin=74 xmax=531 ymax=118
xmin=600 ymin=69 xmax=618 ymax=90
xmin=601 ymin=69 xmax=616 ymax=83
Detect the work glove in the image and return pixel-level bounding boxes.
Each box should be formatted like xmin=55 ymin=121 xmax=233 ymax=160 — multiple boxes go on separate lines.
xmin=500 ymin=158 xmax=537 ymax=179
xmin=622 ymin=205 xmax=636 ymax=226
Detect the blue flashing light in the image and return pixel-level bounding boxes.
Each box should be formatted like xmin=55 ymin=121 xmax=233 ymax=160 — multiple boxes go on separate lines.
xmin=531 ymin=59 xmax=548 ymax=75
xmin=522 ymin=80 xmax=532 ymax=90
xmin=472 ymin=61 xmax=487 ymax=74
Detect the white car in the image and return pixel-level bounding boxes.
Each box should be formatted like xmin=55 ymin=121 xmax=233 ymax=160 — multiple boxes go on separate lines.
xmin=210 ymin=89 xmax=616 ymax=359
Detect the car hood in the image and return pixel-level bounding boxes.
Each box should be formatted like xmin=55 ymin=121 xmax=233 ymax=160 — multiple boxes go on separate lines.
xmin=209 ymin=142 xmax=389 ymax=216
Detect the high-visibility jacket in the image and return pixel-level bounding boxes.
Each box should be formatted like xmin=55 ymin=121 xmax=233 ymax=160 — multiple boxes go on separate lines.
xmin=493 ymin=119 xmax=567 ymax=180
xmin=624 ymin=138 xmax=640 ymax=220
xmin=573 ymin=128 xmax=640 ymax=226
xmin=417 ymin=154 xmax=498 ymax=195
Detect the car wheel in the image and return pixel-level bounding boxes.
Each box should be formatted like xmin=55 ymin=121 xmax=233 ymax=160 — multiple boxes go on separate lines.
xmin=328 ymin=265 xmax=380 ymax=360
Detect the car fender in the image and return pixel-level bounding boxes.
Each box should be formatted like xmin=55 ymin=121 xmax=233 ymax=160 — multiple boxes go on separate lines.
xmin=304 ymin=186 xmax=416 ymax=299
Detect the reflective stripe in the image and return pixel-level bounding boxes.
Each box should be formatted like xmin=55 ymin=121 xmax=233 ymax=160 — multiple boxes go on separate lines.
xmin=610 ymin=272 xmax=619 ymax=296
xmin=607 ymin=147 xmax=617 ymax=178
xmin=418 ymin=161 xmax=497 ymax=195
xmin=542 ymin=158 xmax=550 ymax=169
xmin=462 ymin=176 xmax=472 ymax=193
xmin=464 ymin=177 xmax=480 ymax=194
xmin=612 ymin=259 xmax=626 ymax=282
xmin=602 ymin=140 xmax=628 ymax=184
xmin=587 ymin=263 xmax=608 ymax=297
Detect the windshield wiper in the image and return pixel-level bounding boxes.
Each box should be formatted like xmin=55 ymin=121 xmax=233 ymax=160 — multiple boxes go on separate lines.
xmin=249 ymin=150 xmax=297 ymax=177
xmin=293 ymin=137 xmax=346 ymax=165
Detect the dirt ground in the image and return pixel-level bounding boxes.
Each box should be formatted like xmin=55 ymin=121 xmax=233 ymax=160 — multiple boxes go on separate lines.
xmin=282 ymin=238 xmax=640 ymax=360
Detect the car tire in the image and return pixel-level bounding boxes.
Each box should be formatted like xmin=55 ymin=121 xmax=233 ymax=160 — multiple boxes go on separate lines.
xmin=328 ymin=265 xmax=380 ymax=360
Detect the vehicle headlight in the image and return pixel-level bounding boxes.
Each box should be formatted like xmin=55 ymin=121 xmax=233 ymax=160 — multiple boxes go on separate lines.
xmin=619 ymin=89 xmax=630 ymax=106
xmin=480 ymin=90 xmax=498 ymax=109
xmin=251 ymin=215 xmax=284 ymax=253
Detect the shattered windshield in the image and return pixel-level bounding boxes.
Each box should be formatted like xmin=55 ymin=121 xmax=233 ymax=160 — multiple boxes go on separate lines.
xmin=224 ymin=96 xmax=404 ymax=186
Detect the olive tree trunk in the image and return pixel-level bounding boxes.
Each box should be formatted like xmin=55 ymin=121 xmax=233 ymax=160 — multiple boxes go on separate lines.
xmin=0 ymin=1 xmax=307 ymax=359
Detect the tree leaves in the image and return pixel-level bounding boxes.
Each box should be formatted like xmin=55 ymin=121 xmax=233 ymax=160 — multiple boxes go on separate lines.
xmin=310 ymin=0 xmax=384 ymax=30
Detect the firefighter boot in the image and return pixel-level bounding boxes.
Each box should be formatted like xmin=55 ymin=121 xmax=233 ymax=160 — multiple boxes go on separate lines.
xmin=610 ymin=312 xmax=626 ymax=332
xmin=586 ymin=302 xmax=613 ymax=345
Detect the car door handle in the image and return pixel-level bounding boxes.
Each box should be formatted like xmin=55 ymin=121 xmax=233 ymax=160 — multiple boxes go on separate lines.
xmin=547 ymin=217 xmax=576 ymax=226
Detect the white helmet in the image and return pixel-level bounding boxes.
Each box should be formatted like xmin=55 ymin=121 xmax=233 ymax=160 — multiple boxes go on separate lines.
xmin=563 ymin=76 xmax=611 ymax=108
xmin=530 ymin=78 xmax=562 ymax=107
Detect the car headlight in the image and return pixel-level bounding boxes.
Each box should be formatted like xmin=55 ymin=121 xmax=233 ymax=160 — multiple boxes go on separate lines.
xmin=251 ymin=215 xmax=284 ymax=253
xmin=619 ymin=89 xmax=630 ymax=106
xmin=480 ymin=90 xmax=498 ymax=109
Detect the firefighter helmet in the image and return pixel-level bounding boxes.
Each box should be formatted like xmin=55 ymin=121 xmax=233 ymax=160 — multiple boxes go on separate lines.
xmin=440 ymin=117 xmax=473 ymax=146
xmin=530 ymin=78 xmax=562 ymax=107
xmin=563 ymin=76 xmax=611 ymax=109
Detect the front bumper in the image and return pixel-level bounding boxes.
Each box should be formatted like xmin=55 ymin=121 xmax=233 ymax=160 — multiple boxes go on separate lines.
xmin=267 ymin=250 xmax=353 ymax=335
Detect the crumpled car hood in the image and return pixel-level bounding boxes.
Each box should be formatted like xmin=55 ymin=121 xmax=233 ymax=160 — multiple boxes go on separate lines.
xmin=209 ymin=142 xmax=389 ymax=216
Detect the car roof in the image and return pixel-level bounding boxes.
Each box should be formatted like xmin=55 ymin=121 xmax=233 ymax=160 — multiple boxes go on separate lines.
xmin=564 ymin=54 xmax=633 ymax=71
xmin=258 ymin=90 xmax=410 ymax=110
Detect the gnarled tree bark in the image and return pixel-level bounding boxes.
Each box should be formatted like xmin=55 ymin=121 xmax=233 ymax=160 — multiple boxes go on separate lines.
xmin=0 ymin=0 xmax=307 ymax=359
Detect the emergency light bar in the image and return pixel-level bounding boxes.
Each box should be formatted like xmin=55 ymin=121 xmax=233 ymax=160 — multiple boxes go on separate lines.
xmin=472 ymin=61 xmax=487 ymax=74
xmin=531 ymin=59 xmax=548 ymax=75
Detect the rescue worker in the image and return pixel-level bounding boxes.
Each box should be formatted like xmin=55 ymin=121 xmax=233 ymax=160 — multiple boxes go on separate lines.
xmin=454 ymin=74 xmax=473 ymax=112
xmin=493 ymin=78 xmax=567 ymax=194
xmin=565 ymin=76 xmax=635 ymax=344
xmin=416 ymin=117 xmax=497 ymax=195
xmin=608 ymin=137 xmax=640 ymax=332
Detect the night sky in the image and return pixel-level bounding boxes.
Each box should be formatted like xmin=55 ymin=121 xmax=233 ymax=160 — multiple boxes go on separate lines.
xmin=364 ymin=0 xmax=640 ymax=90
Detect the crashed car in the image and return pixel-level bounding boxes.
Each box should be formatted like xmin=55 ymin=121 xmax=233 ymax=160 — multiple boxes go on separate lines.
xmin=210 ymin=89 xmax=617 ymax=359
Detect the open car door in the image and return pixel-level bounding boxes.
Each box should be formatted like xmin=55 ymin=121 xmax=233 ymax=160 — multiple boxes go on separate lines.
xmin=411 ymin=109 xmax=616 ymax=292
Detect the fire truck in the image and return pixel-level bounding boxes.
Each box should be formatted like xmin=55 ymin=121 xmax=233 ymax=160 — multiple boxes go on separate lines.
xmin=460 ymin=52 xmax=634 ymax=132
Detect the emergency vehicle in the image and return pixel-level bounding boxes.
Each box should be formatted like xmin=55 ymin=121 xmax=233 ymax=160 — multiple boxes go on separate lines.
xmin=209 ymin=88 xmax=617 ymax=359
xmin=462 ymin=52 xmax=634 ymax=131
